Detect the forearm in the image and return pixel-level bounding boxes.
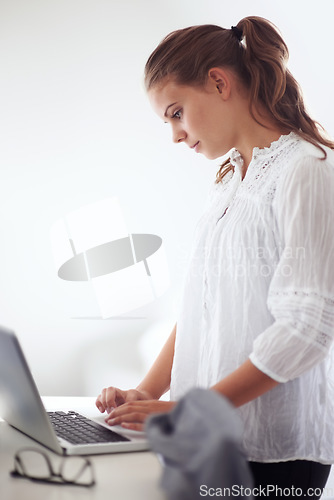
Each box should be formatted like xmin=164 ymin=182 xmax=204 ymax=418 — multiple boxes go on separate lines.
xmin=104 ymin=351 xmax=279 ymax=431
xmin=211 ymin=358 xmax=279 ymax=407
xmin=136 ymin=324 xmax=176 ymax=400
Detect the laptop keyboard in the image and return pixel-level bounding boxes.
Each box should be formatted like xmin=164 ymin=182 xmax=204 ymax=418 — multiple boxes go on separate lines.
xmin=47 ymin=411 xmax=130 ymax=445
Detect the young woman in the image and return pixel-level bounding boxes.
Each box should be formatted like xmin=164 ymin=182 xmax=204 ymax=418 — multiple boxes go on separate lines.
xmin=96 ymin=17 xmax=334 ymax=496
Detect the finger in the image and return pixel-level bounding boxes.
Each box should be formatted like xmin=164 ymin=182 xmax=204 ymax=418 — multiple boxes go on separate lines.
xmin=101 ymin=387 xmax=122 ymax=410
xmin=114 ymin=389 xmax=127 ymax=407
xmin=105 ymin=401 xmax=148 ymax=420
xmin=105 ymin=411 xmax=149 ymax=427
xmin=99 ymin=388 xmax=109 ymax=411
xmin=121 ymin=422 xmax=144 ymax=432
xmin=98 ymin=387 xmax=114 ymax=412
xmin=105 ymin=387 xmax=118 ymax=409
xmin=95 ymin=396 xmax=105 ymax=413
xmin=110 ymin=400 xmax=174 ymax=416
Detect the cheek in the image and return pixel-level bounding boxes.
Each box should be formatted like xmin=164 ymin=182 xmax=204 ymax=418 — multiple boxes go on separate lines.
xmin=186 ymin=101 xmax=211 ymax=131
xmin=199 ymin=106 xmax=221 ymax=136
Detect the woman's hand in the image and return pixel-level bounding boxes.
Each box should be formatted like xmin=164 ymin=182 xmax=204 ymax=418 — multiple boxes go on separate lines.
xmin=104 ymin=400 xmax=176 ymax=431
xmin=95 ymin=387 xmax=153 ymax=414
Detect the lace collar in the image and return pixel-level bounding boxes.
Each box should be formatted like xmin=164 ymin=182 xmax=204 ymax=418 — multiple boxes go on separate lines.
xmin=230 ymin=131 xmax=298 ymax=169
xmin=252 ymin=131 xmax=297 ymax=161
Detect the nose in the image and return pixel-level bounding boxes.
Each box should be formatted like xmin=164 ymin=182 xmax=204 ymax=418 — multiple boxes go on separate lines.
xmin=172 ymin=125 xmax=187 ymax=144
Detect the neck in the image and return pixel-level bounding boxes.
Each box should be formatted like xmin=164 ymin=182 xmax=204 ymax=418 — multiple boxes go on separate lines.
xmin=233 ymin=102 xmax=291 ymax=174
xmin=236 ymin=123 xmax=291 ymax=178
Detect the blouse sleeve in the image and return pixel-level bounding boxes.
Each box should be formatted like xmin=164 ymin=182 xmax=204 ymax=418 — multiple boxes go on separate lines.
xmin=249 ymin=153 xmax=334 ymax=382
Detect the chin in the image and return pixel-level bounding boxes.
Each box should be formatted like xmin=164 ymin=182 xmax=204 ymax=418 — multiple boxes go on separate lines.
xmin=203 ymin=147 xmax=229 ymax=161
xmin=206 ymin=152 xmax=224 ymax=160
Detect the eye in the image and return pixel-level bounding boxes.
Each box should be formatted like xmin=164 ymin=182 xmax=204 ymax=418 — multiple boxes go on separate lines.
xmin=171 ymin=109 xmax=182 ymax=120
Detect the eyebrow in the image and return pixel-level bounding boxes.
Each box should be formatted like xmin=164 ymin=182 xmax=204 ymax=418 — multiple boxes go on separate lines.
xmin=164 ymin=102 xmax=177 ymax=118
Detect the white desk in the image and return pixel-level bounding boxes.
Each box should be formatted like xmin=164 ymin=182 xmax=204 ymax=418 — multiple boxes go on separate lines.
xmin=0 ymin=397 xmax=166 ymax=500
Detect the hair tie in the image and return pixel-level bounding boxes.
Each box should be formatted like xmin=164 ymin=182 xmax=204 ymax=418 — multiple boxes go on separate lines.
xmin=231 ymin=26 xmax=243 ymax=42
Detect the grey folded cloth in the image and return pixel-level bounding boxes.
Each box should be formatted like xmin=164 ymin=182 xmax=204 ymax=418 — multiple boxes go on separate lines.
xmin=146 ymin=388 xmax=253 ymax=500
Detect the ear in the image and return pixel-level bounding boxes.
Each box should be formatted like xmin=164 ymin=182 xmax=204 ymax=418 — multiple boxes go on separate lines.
xmin=207 ymin=67 xmax=231 ymax=99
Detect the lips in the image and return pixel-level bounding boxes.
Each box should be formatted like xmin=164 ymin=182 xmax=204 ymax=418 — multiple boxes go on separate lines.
xmin=191 ymin=141 xmax=200 ymax=152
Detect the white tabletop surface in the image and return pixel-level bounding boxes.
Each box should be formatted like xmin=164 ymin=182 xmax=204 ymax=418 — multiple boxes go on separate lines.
xmin=0 ymin=396 xmax=166 ymax=500
xmin=2 ymin=397 xmax=334 ymax=500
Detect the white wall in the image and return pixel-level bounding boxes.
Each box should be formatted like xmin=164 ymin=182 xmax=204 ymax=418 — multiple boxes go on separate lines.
xmin=0 ymin=0 xmax=333 ymax=396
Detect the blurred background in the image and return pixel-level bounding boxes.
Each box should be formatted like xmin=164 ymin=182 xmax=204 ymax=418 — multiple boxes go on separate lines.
xmin=0 ymin=0 xmax=333 ymax=397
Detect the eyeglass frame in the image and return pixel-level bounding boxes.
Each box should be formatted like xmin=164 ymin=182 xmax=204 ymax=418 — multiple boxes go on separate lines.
xmin=10 ymin=447 xmax=96 ymax=487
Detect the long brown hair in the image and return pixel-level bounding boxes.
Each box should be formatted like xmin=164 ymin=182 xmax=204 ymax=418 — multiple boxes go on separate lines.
xmin=144 ymin=17 xmax=334 ymax=182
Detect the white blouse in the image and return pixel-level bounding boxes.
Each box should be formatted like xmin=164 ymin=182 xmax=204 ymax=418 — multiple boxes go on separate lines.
xmin=170 ymin=132 xmax=334 ymax=464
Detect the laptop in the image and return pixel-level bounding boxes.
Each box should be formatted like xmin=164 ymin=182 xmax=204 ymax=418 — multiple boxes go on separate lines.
xmin=0 ymin=325 xmax=149 ymax=455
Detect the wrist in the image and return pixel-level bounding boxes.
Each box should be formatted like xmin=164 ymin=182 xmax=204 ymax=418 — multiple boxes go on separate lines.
xmin=135 ymin=387 xmax=156 ymax=400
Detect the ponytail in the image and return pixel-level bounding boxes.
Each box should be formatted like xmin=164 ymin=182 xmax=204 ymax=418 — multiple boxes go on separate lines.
xmin=236 ymin=18 xmax=333 ymax=153
xmin=236 ymin=17 xmax=289 ymax=118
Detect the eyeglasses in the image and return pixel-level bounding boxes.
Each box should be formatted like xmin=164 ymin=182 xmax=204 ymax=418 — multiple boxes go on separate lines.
xmin=10 ymin=447 xmax=95 ymax=487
